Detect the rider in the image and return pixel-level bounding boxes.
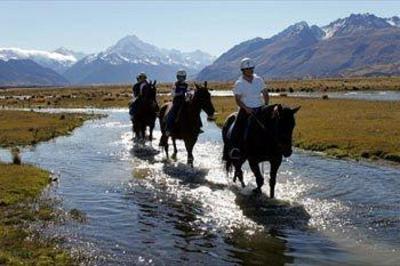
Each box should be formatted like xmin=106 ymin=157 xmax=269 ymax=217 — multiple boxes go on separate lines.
xmin=229 ymin=58 xmax=269 ymax=159
xmin=130 ymin=72 xmax=150 ymax=121
xmin=165 ymin=69 xmax=189 ymax=136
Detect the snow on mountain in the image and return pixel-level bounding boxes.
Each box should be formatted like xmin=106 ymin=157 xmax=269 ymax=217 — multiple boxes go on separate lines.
xmin=0 ymin=47 xmax=77 ymax=73
xmin=53 ymin=47 xmax=86 ymax=60
xmin=82 ymin=35 xmax=214 ymax=70
xmin=321 ymin=13 xmax=396 ymax=40
xmin=386 ymin=16 xmax=400 ymax=27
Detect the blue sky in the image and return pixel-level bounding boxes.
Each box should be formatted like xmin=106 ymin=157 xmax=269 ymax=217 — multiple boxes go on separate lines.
xmin=1 ymin=1 xmax=399 ymax=56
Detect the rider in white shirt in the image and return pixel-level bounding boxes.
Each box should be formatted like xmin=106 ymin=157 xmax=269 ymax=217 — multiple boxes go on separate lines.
xmin=229 ymin=58 xmax=269 ymax=159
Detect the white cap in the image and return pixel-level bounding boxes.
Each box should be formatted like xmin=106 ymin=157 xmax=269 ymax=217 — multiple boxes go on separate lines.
xmin=240 ymin=58 xmax=255 ymax=70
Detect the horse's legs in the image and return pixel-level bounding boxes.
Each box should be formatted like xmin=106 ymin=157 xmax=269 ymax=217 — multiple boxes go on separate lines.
xmin=269 ymin=157 xmax=282 ymax=199
xmin=140 ymin=125 xmax=146 ymax=143
xmin=149 ymin=125 xmax=154 ymax=142
xmin=164 ymin=138 xmax=169 ymax=159
xmin=171 ymin=138 xmax=178 ymax=160
xmin=249 ymin=159 xmax=264 ymax=193
xmin=233 ymin=160 xmax=245 ymax=188
xmin=184 ymin=138 xmax=196 ymax=167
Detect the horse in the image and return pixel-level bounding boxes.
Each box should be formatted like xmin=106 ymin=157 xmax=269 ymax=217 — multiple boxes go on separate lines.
xmin=222 ymin=104 xmax=300 ymax=198
xmin=158 ymin=81 xmax=215 ymax=166
xmin=129 ymin=80 xmax=159 ymax=142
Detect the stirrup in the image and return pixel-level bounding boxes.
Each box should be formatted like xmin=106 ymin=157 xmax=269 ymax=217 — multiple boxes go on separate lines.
xmin=229 ymin=148 xmax=241 ymax=160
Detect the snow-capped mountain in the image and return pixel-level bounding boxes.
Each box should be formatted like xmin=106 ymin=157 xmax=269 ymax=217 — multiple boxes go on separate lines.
xmin=82 ymin=35 xmax=214 ymax=69
xmin=65 ymin=35 xmax=214 ymax=84
xmin=0 ymin=47 xmax=79 ymax=74
xmin=53 ymin=47 xmax=87 ymax=61
xmin=198 ymin=13 xmax=400 ymax=80
xmin=386 ymin=16 xmax=400 ymax=27
xmin=321 ymin=13 xmax=398 ymax=39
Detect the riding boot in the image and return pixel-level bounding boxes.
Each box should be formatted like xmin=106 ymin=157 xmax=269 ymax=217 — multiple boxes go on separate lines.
xmin=229 ymin=108 xmax=248 ymax=160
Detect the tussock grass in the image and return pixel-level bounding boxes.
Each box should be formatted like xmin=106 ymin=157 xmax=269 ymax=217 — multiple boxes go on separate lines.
xmin=0 ymin=110 xmax=96 ymax=265
xmin=0 ymin=110 xmax=93 ymax=147
xmin=0 ymin=163 xmax=74 ymax=265
xmin=212 ymin=96 xmax=400 ymax=163
xmin=2 ymin=77 xmax=400 ymax=109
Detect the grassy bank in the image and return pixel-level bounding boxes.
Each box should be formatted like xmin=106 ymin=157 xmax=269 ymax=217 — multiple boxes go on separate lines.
xmin=0 ymin=110 xmax=94 ymax=147
xmin=0 ymin=163 xmax=74 ymax=265
xmin=1 ymin=77 xmax=400 ymax=109
xmin=0 ymin=110 xmax=96 ymax=265
xmin=213 ymin=96 xmax=400 ymax=163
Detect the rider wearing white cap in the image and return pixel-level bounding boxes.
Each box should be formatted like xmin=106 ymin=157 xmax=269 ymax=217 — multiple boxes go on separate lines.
xmin=163 ymin=69 xmax=189 ymax=138
xmin=229 ymin=58 xmax=269 ymax=159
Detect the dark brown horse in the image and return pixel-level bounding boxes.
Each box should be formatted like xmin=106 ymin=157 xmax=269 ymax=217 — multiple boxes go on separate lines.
xmin=130 ymin=80 xmax=159 ymax=142
xmin=222 ymin=104 xmax=300 ymax=198
xmin=159 ymin=81 xmax=215 ymax=166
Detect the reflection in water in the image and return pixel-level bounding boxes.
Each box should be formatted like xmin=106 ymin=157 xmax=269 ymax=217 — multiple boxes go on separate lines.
xmin=1 ymin=108 xmax=398 ymax=265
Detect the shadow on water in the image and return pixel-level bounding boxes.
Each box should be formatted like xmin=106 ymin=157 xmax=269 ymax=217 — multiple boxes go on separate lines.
xmin=232 ymin=186 xmax=310 ymax=230
xmin=129 ymin=143 xmax=160 ymax=162
xmin=162 ymin=162 xmax=209 ymax=187
xmin=226 ymin=227 xmax=294 ymax=266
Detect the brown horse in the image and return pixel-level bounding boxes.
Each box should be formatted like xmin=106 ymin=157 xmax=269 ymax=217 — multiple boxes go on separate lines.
xmin=159 ymin=81 xmax=215 ymax=166
xmin=222 ymin=104 xmax=300 ymax=198
xmin=130 ymin=80 xmax=159 ymax=142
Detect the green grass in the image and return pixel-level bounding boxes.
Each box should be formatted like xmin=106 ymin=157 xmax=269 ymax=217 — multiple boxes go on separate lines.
xmin=212 ymin=96 xmax=400 ymax=163
xmin=0 ymin=110 xmax=96 ymax=265
xmin=0 ymin=163 xmax=74 ymax=265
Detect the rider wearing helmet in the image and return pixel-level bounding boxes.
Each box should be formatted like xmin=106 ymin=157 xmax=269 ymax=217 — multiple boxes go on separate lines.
xmin=164 ymin=69 xmax=189 ymax=136
xmin=228 ymin=58 xmax=269 ymax=159
xmin=129 ymin=72 xmax=150 ymax=120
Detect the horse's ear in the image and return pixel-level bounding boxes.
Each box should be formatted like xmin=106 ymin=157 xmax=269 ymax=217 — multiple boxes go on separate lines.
xmin=153 ymin=80 xmax=157 ymax=86
xmin=204 ymin=81 xmax=208 ymax=88
xmin=291 ymin=106 xmax=301 ymax=114
xmin=272 ymin=104 xmax=282 ymax=119
xmin=194 ymin=82 xmax=200 ymax=89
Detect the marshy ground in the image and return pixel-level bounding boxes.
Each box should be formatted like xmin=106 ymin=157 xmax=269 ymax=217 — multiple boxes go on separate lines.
xmin=0 ymin=110 xmax=96 ymax=265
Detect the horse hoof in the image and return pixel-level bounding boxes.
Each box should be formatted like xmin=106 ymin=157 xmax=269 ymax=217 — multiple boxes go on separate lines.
xmin=240 ymin=182 xmax=246 ymax=188
xmin=171 ymin=153 xmax=177 ymax=160
xmin=233 ymin=176 xmax=237 ymax=183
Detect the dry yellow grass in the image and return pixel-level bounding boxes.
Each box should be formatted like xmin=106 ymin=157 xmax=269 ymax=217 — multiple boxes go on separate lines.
xmin=1 ymin=76 xmax=400 ymax=109
xmin=213 ymin=96 xmax=400 ymax=163
xmin=0 ymin=110 xmax=94 ymax=147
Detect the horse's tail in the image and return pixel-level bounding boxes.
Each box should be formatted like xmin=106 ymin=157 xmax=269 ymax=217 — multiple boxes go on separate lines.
xmin=221 ymin=113 xmax=237 ymax=174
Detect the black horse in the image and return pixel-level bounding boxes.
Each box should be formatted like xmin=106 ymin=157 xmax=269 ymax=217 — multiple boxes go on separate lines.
xmin=222 ymin=104 xmax=300 ymax=198
xmin=159 ymin=81 xmax=215 ymax=166
xmin=129 ymin=80 xmax=159 ymax=142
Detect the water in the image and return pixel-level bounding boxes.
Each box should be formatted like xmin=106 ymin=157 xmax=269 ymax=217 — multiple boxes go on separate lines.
xmin=1 ymin=109 xmax=399 ymax=265
xmin=211 ymin=90 xmax=400 ymax=101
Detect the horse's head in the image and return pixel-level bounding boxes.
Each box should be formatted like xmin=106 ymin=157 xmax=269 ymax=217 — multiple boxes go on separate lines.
xmin=193 ymin=81 xmax=215 ymax=119
xmin=269 ymin=104 xmax=300 ymax=157
xmin=142 ymin=80 xmax=157 ymax=101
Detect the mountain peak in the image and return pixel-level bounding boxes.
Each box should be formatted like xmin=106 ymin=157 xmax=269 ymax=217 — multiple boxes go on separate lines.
xmin=322 ymin=13 xmax=392 ymax=39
